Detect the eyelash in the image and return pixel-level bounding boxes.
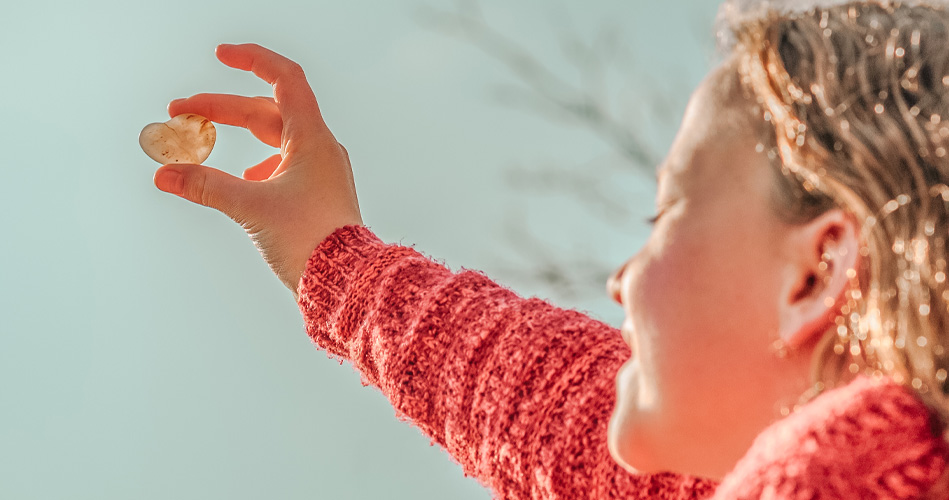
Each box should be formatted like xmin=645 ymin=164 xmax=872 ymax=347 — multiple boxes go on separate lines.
xmin=646 ymin=206 xmax=666 ymax=225
xmin=646 ymin=202 xmax=673 ymax=225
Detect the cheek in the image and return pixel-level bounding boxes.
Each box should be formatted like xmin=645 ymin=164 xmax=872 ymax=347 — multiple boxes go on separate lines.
xmin=634 ymin=219 xmax=776 ymax=382
xmin=609 ymin=220 xmax=783 ymax=471
xmin=633 ymin=228 xmax=713 ymax=378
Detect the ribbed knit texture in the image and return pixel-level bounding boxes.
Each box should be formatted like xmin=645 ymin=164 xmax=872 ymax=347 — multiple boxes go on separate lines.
xmin=713 ymin=375 xmax=949 ymax=499
xmin=296 ymin=224 xmax=949 ymax=499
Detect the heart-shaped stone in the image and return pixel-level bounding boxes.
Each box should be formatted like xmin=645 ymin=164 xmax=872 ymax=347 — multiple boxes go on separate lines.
xmin=139 ymin=113 xmax=216 ymax=164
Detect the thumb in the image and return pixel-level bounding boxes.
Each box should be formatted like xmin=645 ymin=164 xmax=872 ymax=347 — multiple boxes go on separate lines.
xmin=154 ymin=164 xmax=246 ymax=216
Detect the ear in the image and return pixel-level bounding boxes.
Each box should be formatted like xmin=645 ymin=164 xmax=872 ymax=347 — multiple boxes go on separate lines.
xmin=778 ymin=209 xmax=861 ymax=349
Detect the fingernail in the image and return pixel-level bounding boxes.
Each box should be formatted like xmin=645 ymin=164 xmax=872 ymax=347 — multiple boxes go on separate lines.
xmin=155 ymin=169 xmax=184 ymax=195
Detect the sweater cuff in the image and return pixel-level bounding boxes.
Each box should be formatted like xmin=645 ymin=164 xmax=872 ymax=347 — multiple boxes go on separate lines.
xmin=295 ymin=225 xmax=388 ymax=352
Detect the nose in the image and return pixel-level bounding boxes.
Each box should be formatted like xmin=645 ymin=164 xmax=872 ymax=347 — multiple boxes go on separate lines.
xmin=606 ymin=263 xmax=625 ymax=305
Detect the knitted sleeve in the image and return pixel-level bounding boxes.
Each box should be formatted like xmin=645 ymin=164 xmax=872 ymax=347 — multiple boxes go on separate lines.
xmin=296 ymin=225 xmax=715 ymax=500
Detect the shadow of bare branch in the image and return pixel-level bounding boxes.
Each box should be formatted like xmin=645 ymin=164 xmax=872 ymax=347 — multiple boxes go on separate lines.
xmin=415 ymin=0 xmax=698 ymax=308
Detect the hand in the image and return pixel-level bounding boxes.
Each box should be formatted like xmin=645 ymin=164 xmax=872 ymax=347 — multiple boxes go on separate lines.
xmin=153 ymin=43 xmax=363 ymax=298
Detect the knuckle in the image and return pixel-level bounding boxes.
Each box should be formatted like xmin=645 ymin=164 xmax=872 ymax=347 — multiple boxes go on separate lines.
xmin=285 ymin=61 xmax=306 ymax=79
xmin=186 ymin=169 xmax=214 ymax=208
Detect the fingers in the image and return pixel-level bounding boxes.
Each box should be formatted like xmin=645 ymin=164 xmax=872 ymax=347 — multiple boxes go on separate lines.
xmin=154 ymin=163 xmax=254 ymax=218
xmin=169 ymin=94 xmax=282 ymax=148
xmin=242 ymin=154 xmax=282 ymax=181
xmin=214 ymin=43 xmax=327 ymax=135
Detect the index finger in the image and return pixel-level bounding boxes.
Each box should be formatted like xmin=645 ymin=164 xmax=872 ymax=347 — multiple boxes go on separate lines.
xmin=215 ymin=43 xmax=328 ymax=135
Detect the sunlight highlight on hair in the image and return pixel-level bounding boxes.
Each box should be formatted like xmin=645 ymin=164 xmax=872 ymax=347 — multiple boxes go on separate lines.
xmin=723 ymin=0 xmax=949 ymax=428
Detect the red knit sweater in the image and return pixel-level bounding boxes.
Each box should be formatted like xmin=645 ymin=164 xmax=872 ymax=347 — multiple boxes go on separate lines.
xmin=296 ymin=225 xmax=949 ymax=499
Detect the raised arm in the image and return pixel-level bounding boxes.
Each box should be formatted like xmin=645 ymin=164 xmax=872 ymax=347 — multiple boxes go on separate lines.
xmin=297 ymin=224 xmax=716 ymax=500
xmin=152 ymin=43 xmax=714 ymax=499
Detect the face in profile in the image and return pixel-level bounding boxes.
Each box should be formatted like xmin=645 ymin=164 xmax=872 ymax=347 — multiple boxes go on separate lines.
xmin=605 ymin=58 xmax=834 ymax=479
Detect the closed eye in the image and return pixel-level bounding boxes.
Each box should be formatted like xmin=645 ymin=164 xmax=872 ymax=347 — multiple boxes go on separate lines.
xmin=646 ymin=198 xmax=679 ymax=226
xmin=645 ymin=205 xmax=668 ymax=225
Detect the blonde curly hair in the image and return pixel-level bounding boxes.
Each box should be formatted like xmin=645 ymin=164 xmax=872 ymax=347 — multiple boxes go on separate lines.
xmin=720 ymin=0 xmax=949 ymax=426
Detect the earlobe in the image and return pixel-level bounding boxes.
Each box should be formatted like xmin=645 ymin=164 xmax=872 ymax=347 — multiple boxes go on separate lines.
xmin=777 ymin=209 xmax=861 ymax=349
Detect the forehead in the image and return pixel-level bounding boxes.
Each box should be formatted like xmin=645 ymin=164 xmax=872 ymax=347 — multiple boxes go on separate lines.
xmin=658 ymin=58 xmax=760 ymax=186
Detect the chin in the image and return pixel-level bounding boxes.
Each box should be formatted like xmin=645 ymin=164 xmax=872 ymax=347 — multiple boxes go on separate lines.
xmin=607 ymin=397 xmax=660 ymax=475
xmin=610 ymin=358 xmax=657 ymax=473
xmin=607 ymin=425 xmax=642 ymax=474
xmin=608 ymin=404 xmax=731 ymax=481
xmin=606 ymin=359 xmax=676 ymax=474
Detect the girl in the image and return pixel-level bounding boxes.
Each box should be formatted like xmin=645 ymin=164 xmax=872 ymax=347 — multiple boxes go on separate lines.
xmin=153 ymin=0 xmax=949 ymax=497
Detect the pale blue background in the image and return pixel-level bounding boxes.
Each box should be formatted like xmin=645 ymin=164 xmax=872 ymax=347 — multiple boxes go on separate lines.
xmin=1 ymin=1 xmax=720 ymax=498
